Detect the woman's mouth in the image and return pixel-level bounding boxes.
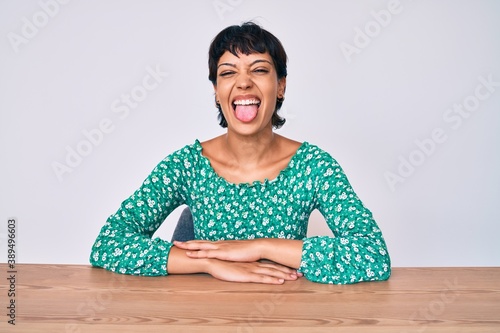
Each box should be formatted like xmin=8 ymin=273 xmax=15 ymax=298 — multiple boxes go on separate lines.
xmin=232 ymin=98 xmax=261 ymax=123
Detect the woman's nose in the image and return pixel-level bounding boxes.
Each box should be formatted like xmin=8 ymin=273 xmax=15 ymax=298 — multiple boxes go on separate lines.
xmin=236 ymin=73 xmax=252 ymax=89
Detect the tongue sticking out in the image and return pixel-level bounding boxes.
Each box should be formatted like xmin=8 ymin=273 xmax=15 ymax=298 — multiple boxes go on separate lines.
xmin=235 ymin=104 xmax=258 ymax=123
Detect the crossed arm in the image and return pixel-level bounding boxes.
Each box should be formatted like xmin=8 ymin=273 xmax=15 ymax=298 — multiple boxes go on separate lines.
xmin=167 ymin=238 xmax=304 ymax=284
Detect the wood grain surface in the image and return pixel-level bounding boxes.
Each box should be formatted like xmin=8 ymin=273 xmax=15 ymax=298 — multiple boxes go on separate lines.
xmin=1 ymin=264 xmax=499 ymax=332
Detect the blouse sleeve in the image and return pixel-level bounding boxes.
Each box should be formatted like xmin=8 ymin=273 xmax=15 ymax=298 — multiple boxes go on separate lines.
xmin=299 ymin=152 xmax=391 ymax=284
xmin=89 ymin=152 xmax=187 ymax=276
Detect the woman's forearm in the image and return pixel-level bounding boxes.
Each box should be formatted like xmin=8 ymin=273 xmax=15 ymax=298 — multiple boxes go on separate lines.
xmin=166 ymin=246 xmax=212 ymax=274
xmin=173 ymin=238 xmax=304 ymax=270
xmin=256 ymin=238 xmax=303 ymax=269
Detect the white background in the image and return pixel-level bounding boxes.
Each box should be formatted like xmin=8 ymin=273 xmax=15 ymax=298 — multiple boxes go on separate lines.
xmin=1 ymin=0 xmax=499 ymax=267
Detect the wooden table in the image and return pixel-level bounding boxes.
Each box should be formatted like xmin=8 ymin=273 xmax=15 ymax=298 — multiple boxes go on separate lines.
xmin=1 ymin=264 xmax=499 ymax=332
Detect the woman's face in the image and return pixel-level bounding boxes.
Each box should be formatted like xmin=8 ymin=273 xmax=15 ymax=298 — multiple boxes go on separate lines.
xmin=214 ymin=51 xmax=286 ymax=135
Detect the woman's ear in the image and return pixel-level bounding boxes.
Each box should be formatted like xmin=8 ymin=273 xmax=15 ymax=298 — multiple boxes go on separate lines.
xmin=278 ymin=77 xmax=286 ymax=98
xmin=213 ymin=84 xmax=219 ymax=102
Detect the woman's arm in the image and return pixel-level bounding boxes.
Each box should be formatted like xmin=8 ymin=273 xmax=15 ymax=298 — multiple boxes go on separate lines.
xmin=174 ymin=238 xmax=303 ymax=269
xmin=298 ymin=152 xmax=391 ymax=284
xmin=167 ymin=246 xmax=300 ymax=284
xmin=90 ymin=154 xmax=185 ymax=276
xmin=258 ymin=238 xmax=303 ymax=269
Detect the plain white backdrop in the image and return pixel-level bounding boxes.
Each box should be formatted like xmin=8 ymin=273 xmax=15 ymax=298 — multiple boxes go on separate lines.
xmin=1 ymin=0 xmax=499 ymax=267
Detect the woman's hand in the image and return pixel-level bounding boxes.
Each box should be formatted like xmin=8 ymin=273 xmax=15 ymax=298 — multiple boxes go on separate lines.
xmin=206 ymin=259 xmax=300 ymax=284
xmin=173 ymin=239 xmax=263 ymax=262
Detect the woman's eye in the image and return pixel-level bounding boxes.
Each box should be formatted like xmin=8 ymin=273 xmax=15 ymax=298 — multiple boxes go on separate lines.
xmin=254 ymin=68 xmax=269 ymax=74
xmin=219 ymin=71 xmax=235 ymax=77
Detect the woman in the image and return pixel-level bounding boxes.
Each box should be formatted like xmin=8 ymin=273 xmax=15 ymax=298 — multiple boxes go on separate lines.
xmin=90 ymin=22 xmax=391 ymax=284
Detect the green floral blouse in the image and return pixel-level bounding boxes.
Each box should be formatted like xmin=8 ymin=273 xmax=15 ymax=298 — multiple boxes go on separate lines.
xmin=90 ymin=140 xmax=391 ymax=284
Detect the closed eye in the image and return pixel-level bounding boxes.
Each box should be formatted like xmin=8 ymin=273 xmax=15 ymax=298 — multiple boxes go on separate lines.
xmin=219 ymin=71 xmax=235 ymax=77
xmin=253 ymin=68 xmax=269 ymax=74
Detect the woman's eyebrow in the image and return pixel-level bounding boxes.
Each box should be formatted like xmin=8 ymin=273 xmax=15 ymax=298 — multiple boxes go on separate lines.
xmin=217 ymin=62 xmax=236 ymax=69
xmin=217 ymin=59 xmax=272 ymax=69
xmin=250 ymin=59 xmax=272 ymax=66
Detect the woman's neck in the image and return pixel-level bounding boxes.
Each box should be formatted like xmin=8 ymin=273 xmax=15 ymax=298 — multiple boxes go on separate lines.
xmin=200 ymin=128 xmax=300 ymax=185
xmin=222 ymin=129 xmax=279 ymax=167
